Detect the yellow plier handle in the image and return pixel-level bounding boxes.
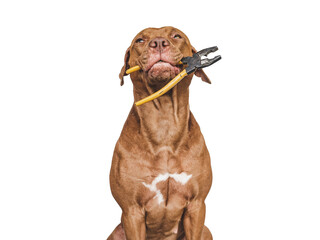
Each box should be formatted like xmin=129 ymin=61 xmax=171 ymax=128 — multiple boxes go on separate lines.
xmin=126 ymin=65 xmax=141 ymax=75
xmin=135 ymin=69 xmax=188 ymax=106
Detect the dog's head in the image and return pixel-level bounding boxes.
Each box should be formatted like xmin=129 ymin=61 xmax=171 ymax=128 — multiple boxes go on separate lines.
xmin=119 ymin=26 xmax=211 ymax=87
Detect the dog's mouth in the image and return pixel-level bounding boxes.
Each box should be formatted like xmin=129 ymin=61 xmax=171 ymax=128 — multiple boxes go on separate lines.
xmin=146 ymin=60 xmax=181 ymax=82
xmin=149 ymin=60 xmax=180 ymax=72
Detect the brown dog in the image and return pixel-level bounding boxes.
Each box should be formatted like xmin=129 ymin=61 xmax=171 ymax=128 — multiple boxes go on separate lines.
xmin=108 ymin=26 xmax=213 ymax=240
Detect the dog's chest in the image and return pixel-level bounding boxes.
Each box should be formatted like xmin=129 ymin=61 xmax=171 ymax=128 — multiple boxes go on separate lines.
xmin=142 ymin=172 xmax=192 ymax=205
xmin=140 ymin=170 xmax=194 ymax=235
xmin=139 ymin=148 xmax=196 ymax=207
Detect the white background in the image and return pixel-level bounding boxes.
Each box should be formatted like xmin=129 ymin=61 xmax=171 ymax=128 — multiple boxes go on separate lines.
xmin=0 ymin=0 xmax=319 ymax=239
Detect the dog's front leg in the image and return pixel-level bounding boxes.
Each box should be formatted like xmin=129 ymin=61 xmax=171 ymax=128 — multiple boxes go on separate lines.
xmin=183 ymin=200 xmax=206 ymax=240
xmin=121 ymin=205 xmax=146 ymax=240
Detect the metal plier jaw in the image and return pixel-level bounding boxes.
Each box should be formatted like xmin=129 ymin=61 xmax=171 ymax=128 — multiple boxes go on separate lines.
xmin=181 ymin=46 xmax=222 ymax=74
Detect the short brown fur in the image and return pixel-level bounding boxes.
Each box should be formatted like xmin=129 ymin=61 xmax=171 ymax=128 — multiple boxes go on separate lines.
xmin=108 ymin=26 xmax=213 ymax=240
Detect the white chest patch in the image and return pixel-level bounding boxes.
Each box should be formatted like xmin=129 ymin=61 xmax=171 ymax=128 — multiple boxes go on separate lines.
xmin=142 ymin=172 xmax=192 ymax=205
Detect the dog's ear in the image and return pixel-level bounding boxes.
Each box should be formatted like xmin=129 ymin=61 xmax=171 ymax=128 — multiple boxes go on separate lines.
xmin=192 ymin=46 xmax=211 ymax=84
xmin=119 ymin=47 xmax=130 ymax=86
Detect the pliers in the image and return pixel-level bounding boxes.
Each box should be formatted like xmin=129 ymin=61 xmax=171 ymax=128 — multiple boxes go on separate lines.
xmin=125 ymin=46 xmax=221 ymax=106
xmin=182 ymin=46 xmax=221 ymax=74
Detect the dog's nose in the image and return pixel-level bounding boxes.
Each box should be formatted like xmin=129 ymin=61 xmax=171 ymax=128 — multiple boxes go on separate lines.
xmin=149 ymin=37 xmax=170 ymax=51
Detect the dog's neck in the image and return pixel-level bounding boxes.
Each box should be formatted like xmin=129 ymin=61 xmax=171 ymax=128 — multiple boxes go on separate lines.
xmin=132 ymin=76 xmax=192 ymax=152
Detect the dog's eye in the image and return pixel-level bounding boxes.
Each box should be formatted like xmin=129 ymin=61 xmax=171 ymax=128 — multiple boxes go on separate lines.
xmin=173 ymin=34 xmax=182 ymax=39
xmin=135 ymin=38 xmax=144 ymax=43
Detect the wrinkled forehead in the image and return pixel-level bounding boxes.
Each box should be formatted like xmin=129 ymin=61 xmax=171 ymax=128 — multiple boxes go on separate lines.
xmin=131 ymin=26 xmax=191 ymax=44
